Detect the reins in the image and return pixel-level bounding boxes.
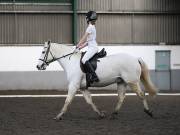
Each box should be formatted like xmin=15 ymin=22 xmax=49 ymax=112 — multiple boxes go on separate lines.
xmin=46 ymin=52 xmax=75 ymax=64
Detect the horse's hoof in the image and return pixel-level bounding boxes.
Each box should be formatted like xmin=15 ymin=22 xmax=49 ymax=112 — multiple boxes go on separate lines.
xmin=144 ymin=109 xmax=153 ymax=118
xmin=53 ymin=116 xmax=63 ymax=121
xmin=99 ymin=111 xmax=106 ymax=119
xmin=110 ymin=112 xmax=118 ymax=120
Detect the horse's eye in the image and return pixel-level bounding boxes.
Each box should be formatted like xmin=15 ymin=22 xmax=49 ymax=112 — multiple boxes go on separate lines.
xmin=42 ymin=51 xmax=45 ymax=54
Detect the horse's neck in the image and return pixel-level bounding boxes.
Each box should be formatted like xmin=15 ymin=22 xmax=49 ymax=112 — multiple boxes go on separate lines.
xmin=59 ymin=53 xmax=81 ymax=73
xmin=51 ymin=43 xmax=80 ymax=71
xmin=51 ymin=43 xmax=73 ymax=55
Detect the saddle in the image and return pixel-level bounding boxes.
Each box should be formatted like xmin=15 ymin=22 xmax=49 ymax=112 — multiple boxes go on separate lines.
xmin=80 ymin=48 xmax=107 ymax=87
xmin=80 ymin=48 xmax=107 ymax=73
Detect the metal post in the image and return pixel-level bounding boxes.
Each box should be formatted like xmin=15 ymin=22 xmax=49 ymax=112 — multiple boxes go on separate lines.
xmin=72 ymin=0 xmax=77 ymax=45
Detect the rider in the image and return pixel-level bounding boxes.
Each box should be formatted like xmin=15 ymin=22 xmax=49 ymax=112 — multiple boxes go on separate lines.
xmin=76 ymin=11 xmax=99 ymax=82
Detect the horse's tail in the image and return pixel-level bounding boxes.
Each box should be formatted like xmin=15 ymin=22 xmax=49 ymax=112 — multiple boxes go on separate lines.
xmin=138 ymin=58 xmax=158 ymax=97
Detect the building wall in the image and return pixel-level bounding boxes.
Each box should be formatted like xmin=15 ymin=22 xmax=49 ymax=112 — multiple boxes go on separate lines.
xmin=0 ymin=13 xmax=72 ymax=44
xmin=78 ymin=14 xmax=180 ymax=44
xmin=0 ymin=1 xmax=72 ymax=44
xmin=77 ymin=0 xmax=180 ymax=11
xmin=0 ymin=0 xmax=180 ymax=45
xmin=77 ymin=0 xmax=180 ymax=44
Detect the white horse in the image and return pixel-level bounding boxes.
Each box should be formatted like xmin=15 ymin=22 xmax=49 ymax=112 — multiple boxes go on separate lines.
xmin=37 ymin=41 xmax=158 ymax=120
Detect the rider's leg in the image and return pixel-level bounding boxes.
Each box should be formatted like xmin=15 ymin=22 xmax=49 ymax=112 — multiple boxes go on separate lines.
xmin=82 ymin=47 xmax=99 ymax=82
xmin=84 ymin=61 xmax=99 ymax=82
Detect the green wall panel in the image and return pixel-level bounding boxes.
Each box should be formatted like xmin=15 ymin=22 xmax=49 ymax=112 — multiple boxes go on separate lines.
xmin=0 ymin=0 xmax=71 ymax=3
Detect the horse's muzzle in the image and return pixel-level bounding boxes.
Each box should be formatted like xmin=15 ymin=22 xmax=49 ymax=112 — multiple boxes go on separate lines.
xmin=36 ymin=65 xmax=46 ymax=70
xmin=36 ymin=65 xmax=41 ymax=70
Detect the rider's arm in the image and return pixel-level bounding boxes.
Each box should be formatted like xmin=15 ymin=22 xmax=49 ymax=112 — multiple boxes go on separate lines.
xmin=78 ymin=42 xmax=88 ymax=49
xmin=77 ymin=32 xmax=89 ymax=49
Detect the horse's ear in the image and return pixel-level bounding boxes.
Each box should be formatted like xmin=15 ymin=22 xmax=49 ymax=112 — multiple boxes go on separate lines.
xmin=47 ymin=40 xmax=51 ymax=45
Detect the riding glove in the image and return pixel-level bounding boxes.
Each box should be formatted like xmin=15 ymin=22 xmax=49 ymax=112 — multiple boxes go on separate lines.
xmin=74 ymin=47 xmax=80 ymax=53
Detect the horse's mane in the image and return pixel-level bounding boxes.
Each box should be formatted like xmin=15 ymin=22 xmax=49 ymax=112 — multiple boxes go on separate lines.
xmin=51 ymin=43 xmax=74 ymax=54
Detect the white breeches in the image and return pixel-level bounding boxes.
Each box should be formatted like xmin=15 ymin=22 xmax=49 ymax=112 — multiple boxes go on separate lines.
xmin=82 ymin=46 xmax=98 ymax=64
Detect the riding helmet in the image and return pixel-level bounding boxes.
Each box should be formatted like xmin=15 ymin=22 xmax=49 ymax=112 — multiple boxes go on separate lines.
xmin=86 ymin=11 xmax=97 ymax=23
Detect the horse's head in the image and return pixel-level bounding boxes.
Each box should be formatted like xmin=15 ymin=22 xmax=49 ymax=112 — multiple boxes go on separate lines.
xmin=36 ymin=41 xmax=53 ymax=70
xmin=37 ymin=41 xmax=77 ymax=70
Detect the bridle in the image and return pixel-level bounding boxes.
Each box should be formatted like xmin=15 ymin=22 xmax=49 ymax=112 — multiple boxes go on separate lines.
xmin=39 ymin=43 xmax=75 ymax=66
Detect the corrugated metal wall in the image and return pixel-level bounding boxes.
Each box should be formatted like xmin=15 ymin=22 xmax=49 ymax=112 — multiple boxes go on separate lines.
xmin=77 ymin=0 xmax=180 ymax=11
xmin=77 ymin=0 xmax=180 ymax=44
xmin=134 ymin=15 xmax=180 ymax=44
xmin=78 ymin=14 xmax=132 ymax=44
xmin=0 ymin=13 xmax=72 ymax=44
xmin=0 ymin=1 xmax=72 ymax=45
xmin=77 ymin=0 xmax=111 ymax=11
xmin=0 ymin=0 xmax=180 ymax=45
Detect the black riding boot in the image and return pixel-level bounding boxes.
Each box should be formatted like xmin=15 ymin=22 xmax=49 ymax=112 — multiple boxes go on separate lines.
xmin=85 ymin=61 xmax=99 ymax=82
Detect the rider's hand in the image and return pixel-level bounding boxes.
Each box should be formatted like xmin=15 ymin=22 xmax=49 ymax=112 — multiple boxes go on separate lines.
xmin=74 ymin=47 xmax=80 ymax=53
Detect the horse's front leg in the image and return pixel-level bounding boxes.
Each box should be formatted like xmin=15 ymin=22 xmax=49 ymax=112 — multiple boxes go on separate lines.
xmin=81 ymin=90 xmax=106 ymax=118
xmin=54 ymin=82 xmax=79 ymax=120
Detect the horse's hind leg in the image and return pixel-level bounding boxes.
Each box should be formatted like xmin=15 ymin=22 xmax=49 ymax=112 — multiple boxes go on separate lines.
xmin=128 ymin=82 xmax=153 ymax=117
xmin=81 ymin=90 xmax=105 ymax=118
xmin=113 ymin=83 xmax=126 ymax=115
